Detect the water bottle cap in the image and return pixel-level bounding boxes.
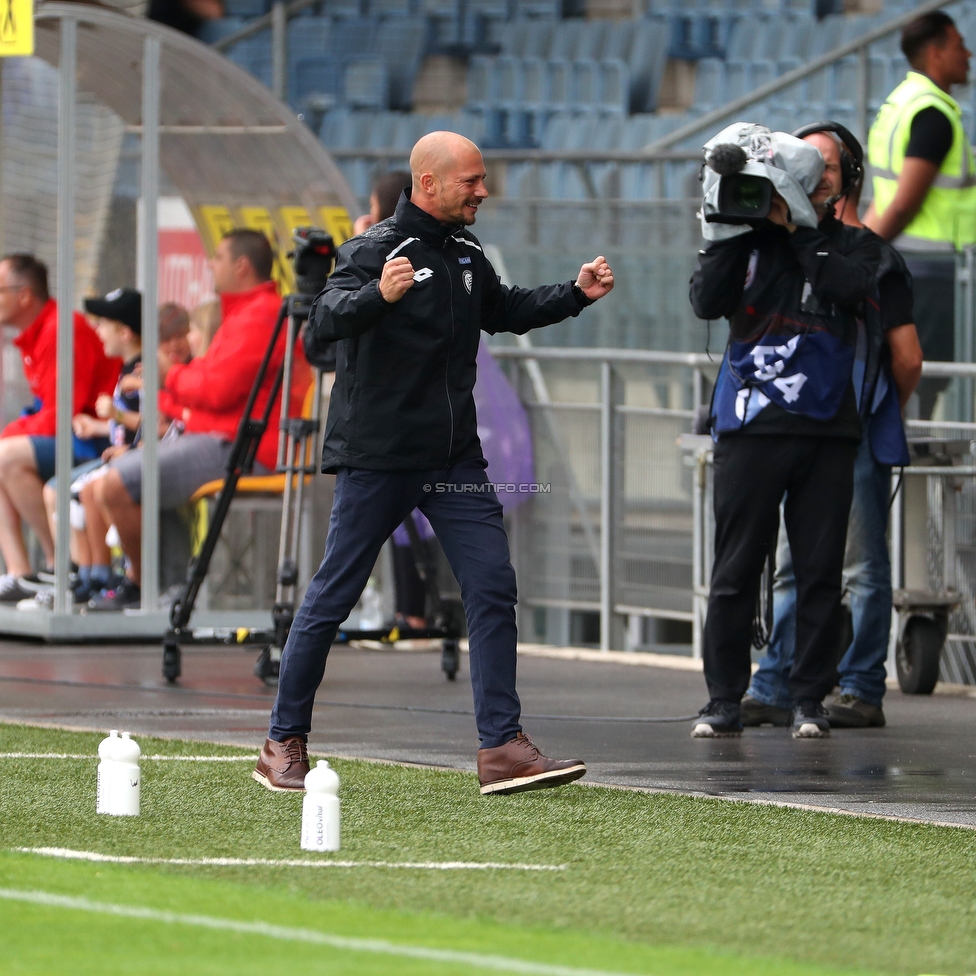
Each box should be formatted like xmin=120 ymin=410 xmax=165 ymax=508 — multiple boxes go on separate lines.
xmin=98 ymin=729 xmax=120 ymax=759
xmin=113 ymin=731 xmax=141 ymax=763
xmin=304 ymin=759 xmax=339 ymax=793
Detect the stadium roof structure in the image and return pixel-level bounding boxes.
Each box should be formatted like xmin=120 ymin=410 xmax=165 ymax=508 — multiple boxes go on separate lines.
xmin=0 ymin=2 xmax=359 ymax=637
xmin=32 ymin=2 xmax=358 ymax=240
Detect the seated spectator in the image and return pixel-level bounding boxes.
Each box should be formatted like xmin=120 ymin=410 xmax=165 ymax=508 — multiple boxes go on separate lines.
xmin=187 ymin=299 xmax=220 ymax=358
xmin=88 ymin=229 xmax=310 ymax=611
xmin=27 ymin=289 xmax=146 ymax=609
xmin=159 ymin=302 xmax=192 ymax=370
xmin=0 ymin=255 xmax=119 ymax=603
xmin=352 ymin=170 xmax=412 ymax=236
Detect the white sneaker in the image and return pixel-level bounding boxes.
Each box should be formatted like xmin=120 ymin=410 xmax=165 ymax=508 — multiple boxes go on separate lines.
xmin=0 ymin=573 xmax=34 ymax=604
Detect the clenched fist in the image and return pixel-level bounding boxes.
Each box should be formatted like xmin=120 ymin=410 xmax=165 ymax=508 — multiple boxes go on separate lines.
xmin=380 ymin=257 xmax=416 ymax=303
xmin=576 ymin=256 xmax=614 ymax=301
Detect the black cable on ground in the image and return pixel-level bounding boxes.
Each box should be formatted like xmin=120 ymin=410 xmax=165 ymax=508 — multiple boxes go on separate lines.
xmin=0 ymin=674 xmax=700 ymax=723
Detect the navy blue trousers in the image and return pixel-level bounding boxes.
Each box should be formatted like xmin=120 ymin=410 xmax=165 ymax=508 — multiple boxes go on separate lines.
xmin=268 ymin=460 xmax=522 ymax=749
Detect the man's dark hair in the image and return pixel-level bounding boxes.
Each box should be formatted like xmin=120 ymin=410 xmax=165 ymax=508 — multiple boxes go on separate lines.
xmin=1 ymin=254 xmax=49 ymax=302
xmin=223 ymin=229 xmax=274 ymax=282
xmin=902 ymin=11 xmax=956 ymax=67
xmin=372 ymin=170 xmax=411 ymax=222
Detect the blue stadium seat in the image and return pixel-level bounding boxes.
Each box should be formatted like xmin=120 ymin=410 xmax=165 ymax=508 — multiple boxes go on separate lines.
xmin=549 ymin=21 xmax=585 ymax=60
xmin=514 ymin=0 xmax=560 ymax=17
xmin=724 ymin=60 xmax=749 ymax=101
xmin=579 ymin=21 xmax=611 ymax=60
xmin=628 ymin=19 xmax=669 ymax=112
xmin=330 ymin=17 xmax=378 ymax=56
xmin=539 ymin=112 xmax=572 ymax=150
xmin=287 ymin=15 xmax=330 ymax=54
xmin=693 ymin=58 xmax=724 ymax=111
xmin=343 ymin=59 xmax=389 ymax=109
xmin=293 ymin=56 xmax=343 ymax=109
xmin=546 ymin=58 xmax=571 ymax=114
xmin=197 ymin=17 xmax=246 ymax=45
xmin=599 ymin=60 xmax=630 ymax=116
xmin=808 ymin=14 xmax=843 ymax=57
xmin=829 ymin=56 xmax=858 ymax=111
xmin=571 ymin=59 xmax=600 ymax=111
xmin=375 ymin=17 xmax=426 ymax=109
xmin=371 ymin=0 xmax=415 ymax=16
xmin=466 ymin=55 xmax=494 ymax=111
xmin=724 ymin=14 xmax=765 ymax=61
xmin=363 ymin=110 xmax=397 ymax=147
xmin=538 ymin=162 xmax=589 ymax=200
xmin=223 ymin=0 xmax=269 ymax=17
xmin=750 ymin=58 xmax=777 ymax=94
xmin=781 ymin=15 xmax=813 ymax=61
xmin=391 ymin=112 xmax=427 ymax=148
xmin=776 ymin=57 xmax=805 ymax=109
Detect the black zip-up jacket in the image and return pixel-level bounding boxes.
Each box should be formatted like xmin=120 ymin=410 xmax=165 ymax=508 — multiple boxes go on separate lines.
xmin=308 ymin=192 xmax=591 ymax=472
xmin=690 ymin=214 xmax=881 ymax=438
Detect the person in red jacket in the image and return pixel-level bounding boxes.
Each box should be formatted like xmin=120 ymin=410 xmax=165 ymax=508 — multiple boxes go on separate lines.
xmin=0 ymin=254 xmax=120 ymax=602
xmin=90 ymin=229 xmax=310 ymax=611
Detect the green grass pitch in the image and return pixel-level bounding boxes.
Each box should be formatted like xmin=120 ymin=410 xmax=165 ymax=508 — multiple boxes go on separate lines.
xmin=0 ymin=722 xmax=974 ymax=975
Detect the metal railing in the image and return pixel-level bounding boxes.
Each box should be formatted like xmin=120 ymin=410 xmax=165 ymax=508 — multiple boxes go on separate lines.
xmin=492 ymin=346 xmax=712 ymax=651
xmin=494 ymin=348 xmax=976 ymax=676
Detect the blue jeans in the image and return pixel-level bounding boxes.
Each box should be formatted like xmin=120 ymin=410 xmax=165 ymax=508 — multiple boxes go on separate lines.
xmin=269 ymin=460 xmax=522 ymax=749
xmin=749 ymin=432 xmax=892 ymax=708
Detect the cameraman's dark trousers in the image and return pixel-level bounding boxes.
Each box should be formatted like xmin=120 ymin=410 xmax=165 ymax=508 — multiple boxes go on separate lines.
xmin=704 ymin=433 xmax=857 ymax=704
xmin=269 ymin=459 xmax=522 ymax=749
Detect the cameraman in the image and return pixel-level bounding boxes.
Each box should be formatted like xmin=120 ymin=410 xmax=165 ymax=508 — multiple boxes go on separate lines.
xmin=256 ymin=131 xmax=614 ymax=795
xmin=690 ymin=128 xmax=880 ymax=738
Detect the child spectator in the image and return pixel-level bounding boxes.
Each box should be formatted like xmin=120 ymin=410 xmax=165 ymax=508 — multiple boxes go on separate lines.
xmin=187 ymin=300 xmax=220 ymax=358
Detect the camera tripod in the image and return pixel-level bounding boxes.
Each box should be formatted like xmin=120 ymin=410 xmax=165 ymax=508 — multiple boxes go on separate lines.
xmin=161 ymin=284 xmax=463 ymax=687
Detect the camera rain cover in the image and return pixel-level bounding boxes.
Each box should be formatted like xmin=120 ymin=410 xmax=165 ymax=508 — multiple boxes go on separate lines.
xmin=698 ymin=122 xmax=825 ymax=241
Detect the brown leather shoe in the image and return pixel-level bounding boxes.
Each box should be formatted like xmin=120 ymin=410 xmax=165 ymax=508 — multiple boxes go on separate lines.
xmin=477 ymin=732 xmax=586 ymax=795
xmin=252 ymin=736 xmax=309 ymax=792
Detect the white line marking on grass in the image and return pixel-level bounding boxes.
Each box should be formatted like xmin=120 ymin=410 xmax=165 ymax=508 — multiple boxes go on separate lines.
xmin=17 ymin=848 xmax=566 ymax=872
xmin=0 ymin=888 xmax=627 ymax=976
xmin=0 ymin=753 xmax=255 ymax=761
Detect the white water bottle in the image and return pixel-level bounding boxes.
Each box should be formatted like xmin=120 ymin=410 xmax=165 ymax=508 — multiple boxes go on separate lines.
xmin=301 ymin=760 xmax=340 ymax=851
xmin=96 ymin=729 xmax=141 ymax=816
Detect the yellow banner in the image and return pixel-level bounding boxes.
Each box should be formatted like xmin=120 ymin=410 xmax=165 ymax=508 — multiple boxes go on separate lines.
xmin=0 ymin=0 xmax=32 ymax=56
xmin=190 ymin=203 xmax=354 ymax=294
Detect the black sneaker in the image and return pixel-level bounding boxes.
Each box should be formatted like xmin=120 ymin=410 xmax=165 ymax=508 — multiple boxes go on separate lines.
xmin=0 ymin=573 xmax=36 ymax=604
xmin=791 ymin=700 xmax=830 ymax=738
xmin=740 ymin=695 xmax=792 ymax=727
xmin=86 ymin=577 xmax=142 ymax=612
xmin=826 ymin=693 xmax=885 ymax=728
xmin=691 ymin=699 xmax=743 ymax=738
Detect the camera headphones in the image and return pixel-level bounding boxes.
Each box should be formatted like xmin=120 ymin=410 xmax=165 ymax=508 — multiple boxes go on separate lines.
xmin=791 ymin=120 xmax=864 ymax=198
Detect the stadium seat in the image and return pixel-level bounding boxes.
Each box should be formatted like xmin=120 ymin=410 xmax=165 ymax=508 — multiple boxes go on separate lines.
xmin=223 ymin=0 xmax=269 ymax=17
xmin=198 ymin=17 xmax=246 ymax=45
xmin=830 ymin=56 xmax=858 ymax=111
xmin=599 ymin=60 xmax=630 ymax=117
xmin=546 ymin=58 xmax=571 ymax=114
xmin=693 ymin=58 xmax=724 ymax=112
xmin=374 ymin=17 xmax=425 ymax=109
xmin=570 ymin=59 xmax=600 ymax=111
xmin=514 ymin=0 xmax=560 ymax=18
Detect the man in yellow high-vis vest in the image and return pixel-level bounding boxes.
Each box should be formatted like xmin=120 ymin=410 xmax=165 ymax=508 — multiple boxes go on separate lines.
xmin=865 ymin=10 xmax=973 ymax=418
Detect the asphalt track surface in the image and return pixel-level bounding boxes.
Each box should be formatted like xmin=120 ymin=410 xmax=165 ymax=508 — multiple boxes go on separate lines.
xmin=1 ymin=641 xmax=974 ymax=828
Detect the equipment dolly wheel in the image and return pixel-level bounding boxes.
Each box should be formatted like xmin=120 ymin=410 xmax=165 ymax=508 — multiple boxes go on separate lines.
xmin=162 ymin=642 xmax=182 ymax=683
xmin=441 ymin=639 xmax=460 ymax=681
xmin=896 ymin=616 xmax=943 ymax=695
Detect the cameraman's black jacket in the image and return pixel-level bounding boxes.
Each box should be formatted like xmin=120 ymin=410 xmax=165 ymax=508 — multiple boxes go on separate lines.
xmin=690 ymin=214 xmax=880 ymax=439
xmin=308 ymin=193 xmax=590 ymax=472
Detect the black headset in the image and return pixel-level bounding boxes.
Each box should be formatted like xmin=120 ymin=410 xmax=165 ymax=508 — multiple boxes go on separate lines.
xmin=791 ymin=120 xmax=864 ymax=196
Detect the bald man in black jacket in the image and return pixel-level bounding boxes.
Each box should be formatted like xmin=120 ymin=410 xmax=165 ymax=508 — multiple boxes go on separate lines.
xmin=255 ymin=131 xmax=614 ymax=797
